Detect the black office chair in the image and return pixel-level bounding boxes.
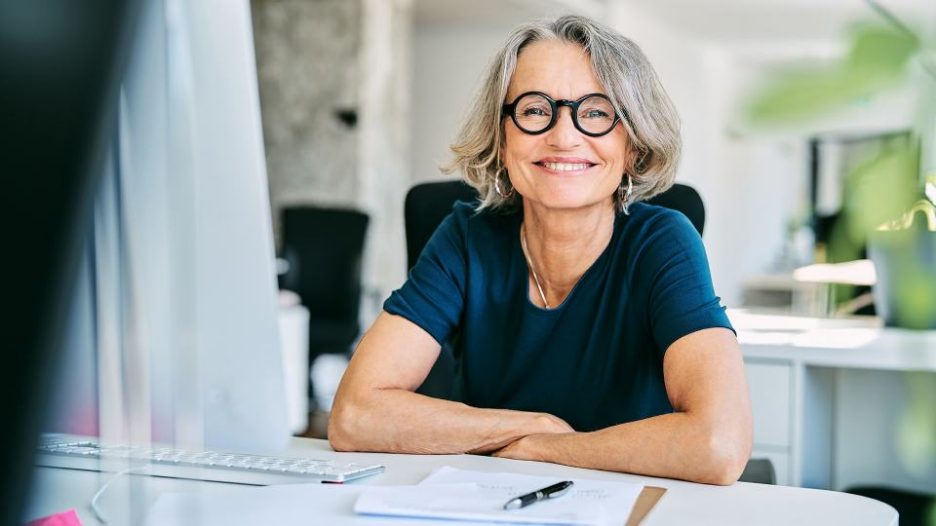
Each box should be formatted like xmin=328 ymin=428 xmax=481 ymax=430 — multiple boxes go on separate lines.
xmin=739 ymin=458 xmax=776 ymax=485
xmin=402 ymin=180 xmax=706 ymax=399
xmin=280 ymin=206 xmax=369 ymax=405
xmin=646 ymin=182 xmax=705 ymax=236
xmin=845 ymin=486 xmax=935 ymax=526
xmin=405 ymin=180 xmax=705 ymax=271
xmin=405 ymin=180 xmax=480 ymax=270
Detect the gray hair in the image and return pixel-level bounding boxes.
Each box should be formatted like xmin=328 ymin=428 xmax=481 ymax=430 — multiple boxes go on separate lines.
xmin=445 ymin=15 xmax=681 ymax=211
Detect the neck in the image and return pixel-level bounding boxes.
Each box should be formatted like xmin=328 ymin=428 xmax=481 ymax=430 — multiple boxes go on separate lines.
xmin=520 ymin=201 xmax=616 ymax=306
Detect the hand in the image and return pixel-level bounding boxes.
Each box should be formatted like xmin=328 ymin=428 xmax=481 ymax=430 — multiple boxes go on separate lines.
xmin=492 ymin=433 xmax=554 ymax=462
xmin=492 ymin=413 xmax=574 ymax=462
xmin=466 ymin=412 xmax=574 ymax=455
xmin=529 ymin=413 xmax=575 ymax=435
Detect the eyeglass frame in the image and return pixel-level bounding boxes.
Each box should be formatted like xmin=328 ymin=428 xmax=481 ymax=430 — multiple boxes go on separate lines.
xmin=501 ymin=91 xmax=630 ymax=138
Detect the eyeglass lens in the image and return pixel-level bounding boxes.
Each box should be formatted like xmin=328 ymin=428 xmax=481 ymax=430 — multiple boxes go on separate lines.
xmin=513 ymin=93 xmax=616 ymax=135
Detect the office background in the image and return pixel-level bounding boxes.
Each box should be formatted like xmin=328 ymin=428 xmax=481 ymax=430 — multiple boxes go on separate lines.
xmin=16 ymin=0 xmax=934 ymax=523
xmin=245 ymin=0 xmax=936 ymax=500
xmin=250 ymin=0 xmax=932 ymax=311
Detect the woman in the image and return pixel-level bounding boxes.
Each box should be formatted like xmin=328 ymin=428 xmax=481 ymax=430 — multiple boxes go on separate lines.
xmin=329 ymin=15 xmax=752 ymax=485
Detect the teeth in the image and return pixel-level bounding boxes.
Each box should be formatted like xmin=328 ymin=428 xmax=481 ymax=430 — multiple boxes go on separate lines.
xmin=542 ymin=162 xmax=590 ymax=172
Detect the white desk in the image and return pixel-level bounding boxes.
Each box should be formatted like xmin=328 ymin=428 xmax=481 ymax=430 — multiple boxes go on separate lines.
xmin=733 ymin=310 xmax=936 ymax=491
xmin=26 ymin=437 xmax=896 ymax=525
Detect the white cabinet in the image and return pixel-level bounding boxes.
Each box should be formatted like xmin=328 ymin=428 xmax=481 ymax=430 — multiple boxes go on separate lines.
xmin=736 ymin=310 xmax=936 ymax=491
xmin=745 ymin=361 xmax=792 ymax=448
xmin=745 ymin=360 xmax=794 ymax=485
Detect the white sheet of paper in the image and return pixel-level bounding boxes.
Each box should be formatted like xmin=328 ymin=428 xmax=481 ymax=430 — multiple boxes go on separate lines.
xmin=354 ymin=466 xmax=643 ymax=526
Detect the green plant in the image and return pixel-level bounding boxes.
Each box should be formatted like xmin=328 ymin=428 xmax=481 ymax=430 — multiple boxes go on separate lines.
xmin=744 ymin=3 xmax=935 ymax=510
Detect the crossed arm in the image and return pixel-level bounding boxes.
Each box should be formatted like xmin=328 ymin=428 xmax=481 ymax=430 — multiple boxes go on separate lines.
xmin=328 ymin=312 xmax=752 ymax=485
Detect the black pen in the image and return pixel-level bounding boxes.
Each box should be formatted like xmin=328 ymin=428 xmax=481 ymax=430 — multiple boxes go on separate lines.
xmin=503 ymin=480 xmax=574 ymax=510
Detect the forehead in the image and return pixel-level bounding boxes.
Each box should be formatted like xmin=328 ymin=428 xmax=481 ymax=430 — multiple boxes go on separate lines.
xmin=506 ymin=40 xmax=606 ymax=101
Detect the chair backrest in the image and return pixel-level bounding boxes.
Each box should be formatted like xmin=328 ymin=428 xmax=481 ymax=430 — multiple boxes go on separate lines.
xmin=645 ymin=182 xmax=705 ymax=236
xmin=280 ymin=206 xmax=369 ymax=333
xmin=404 ymin=180 xmax=705 ymax=269
xmin=404 ymin=180 xmax=480 ymax=270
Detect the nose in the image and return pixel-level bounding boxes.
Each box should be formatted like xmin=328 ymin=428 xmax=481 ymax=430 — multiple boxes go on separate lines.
xmin=544 ymin=106 xmax=582 ymax=149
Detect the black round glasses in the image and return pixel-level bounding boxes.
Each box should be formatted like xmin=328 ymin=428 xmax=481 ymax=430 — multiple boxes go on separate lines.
xmin=502 ymin=91 xmax=626 ymax=137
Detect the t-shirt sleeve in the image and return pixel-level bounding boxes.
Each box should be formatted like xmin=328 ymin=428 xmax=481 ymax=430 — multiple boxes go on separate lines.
xmin=382 ymin=204 xmax=469 ymax=345
xmin=640 ymin=209 xmax=734 ymax=354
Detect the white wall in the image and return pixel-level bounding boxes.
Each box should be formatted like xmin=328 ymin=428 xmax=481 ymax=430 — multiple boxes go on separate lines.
xmin=695 ymin=48 xmax=809 ymax=307
xmin=411 ymin=22 xmax=526 ymax=185
xmin=358 ymin=0 xmax=412 ymax=315
xmin=606 ymin=3 xmax=774 ymax=305
xmin=410 ymin=0 xmax=601 ymax=185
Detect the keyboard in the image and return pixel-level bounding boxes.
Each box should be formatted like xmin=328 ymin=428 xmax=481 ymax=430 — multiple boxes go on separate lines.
xmin=35 ymin=435 xmax=385 ymax=485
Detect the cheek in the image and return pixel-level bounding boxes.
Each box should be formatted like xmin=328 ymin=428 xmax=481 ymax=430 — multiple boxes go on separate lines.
xmin=600 ymin=133 xmax=631 ymax=170
xmin=501 ymin=128 xmax=532 ymax=166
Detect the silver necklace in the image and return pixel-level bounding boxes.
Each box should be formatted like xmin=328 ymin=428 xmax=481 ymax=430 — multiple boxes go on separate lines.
xmin=520 ymin=223 xmax=551 ymax=309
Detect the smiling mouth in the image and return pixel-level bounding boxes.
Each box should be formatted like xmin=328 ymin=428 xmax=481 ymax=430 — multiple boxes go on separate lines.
xmin=535 ymin=161 xmax=595 ymax=172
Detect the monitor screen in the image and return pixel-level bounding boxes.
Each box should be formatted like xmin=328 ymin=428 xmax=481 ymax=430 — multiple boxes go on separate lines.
xmin=43 ymin=0 xmax=290 ymax=454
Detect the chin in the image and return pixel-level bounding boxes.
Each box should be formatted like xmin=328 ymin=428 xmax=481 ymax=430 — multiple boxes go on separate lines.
xmin=519 ymin=179 xmax=617 ymax=211
xmin=530 ymin=195 xmax=611 ymax=212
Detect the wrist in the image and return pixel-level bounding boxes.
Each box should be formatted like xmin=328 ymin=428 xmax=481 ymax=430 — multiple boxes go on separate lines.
xmin=521 ymin=432 xmax=559 ymax=462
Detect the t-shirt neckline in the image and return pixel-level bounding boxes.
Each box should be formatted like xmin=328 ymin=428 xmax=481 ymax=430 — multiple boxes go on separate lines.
xmin=515 ymin=211 xmax=623 ymax=314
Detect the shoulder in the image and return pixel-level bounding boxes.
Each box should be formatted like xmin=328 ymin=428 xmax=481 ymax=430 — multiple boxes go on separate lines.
xmin=623 ymin=202 xmax=699 ymax=246
xmin=451 ymin=200 xmax=476 ymax=219
xmin=617 ymin=202 xmax=708 ymax=278
xmin=428 ymin=201 xmax=517 ymax=260
xmin=432 ymin=200 xmax=480 ymax=242
xmin=449 ymin=201 xmax=519 ymax=236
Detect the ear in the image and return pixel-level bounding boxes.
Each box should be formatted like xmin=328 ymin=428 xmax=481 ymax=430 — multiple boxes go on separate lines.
xmin=498 ymin=132 xmax=510 ymax=169
xmin=633 ymin=148 xmax=650 ymax=174
xmin=621 ymin=145 xmax=637 ymax=176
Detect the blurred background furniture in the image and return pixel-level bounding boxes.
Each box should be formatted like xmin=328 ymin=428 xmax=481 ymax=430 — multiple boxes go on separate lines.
xmin=740 ymin=458 xmax=777 ymax=485
xmin=845 ymin=486 xmax=935 ymax=526
xmin=733 ymin=308 xmax=936 ymax=495
xmin=404 ymin=180 xmax=480 ymax=270
xmin=277 ymin=290 xmax=310 ymax=434
xmin=741 ymin=274 xmax=829 ymax=315
xmin=279 ymin=206 xmax=369 ymax=411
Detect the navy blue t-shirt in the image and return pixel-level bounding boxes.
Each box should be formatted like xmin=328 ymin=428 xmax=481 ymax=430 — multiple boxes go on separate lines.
xmin=383 ymin=201 xmax=732 ymax=432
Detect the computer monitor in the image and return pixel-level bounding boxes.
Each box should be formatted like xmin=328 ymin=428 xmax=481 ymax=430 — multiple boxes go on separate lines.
xmin=3 ymin=2 xmax=146 ymax=524
xmin=43 ymin=0 xmax=290 ymax=454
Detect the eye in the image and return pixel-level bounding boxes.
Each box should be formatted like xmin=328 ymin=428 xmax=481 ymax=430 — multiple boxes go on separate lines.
xmin=581 ymin=108 xmax=611 ymax=119
xmin=578 ymin=96 xmax=615 ymax=121
xmin=520 ymin=105 xmax=550 ymax=117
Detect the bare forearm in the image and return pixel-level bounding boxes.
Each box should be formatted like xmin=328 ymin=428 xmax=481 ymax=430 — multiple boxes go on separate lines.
xmin=328 ymin=388 xmax=567 ymax=455
xmin=505 ymin=329 xmax=753 ymax=485
xmin=498 ymin=411 xmax=751 ymax=485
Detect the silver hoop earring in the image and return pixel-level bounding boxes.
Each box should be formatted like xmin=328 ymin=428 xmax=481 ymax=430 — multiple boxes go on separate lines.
xmin=494 ymin=170 xmax=514 ymax=199
xmin=618 ymin=174 xmax=633 ymax=215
